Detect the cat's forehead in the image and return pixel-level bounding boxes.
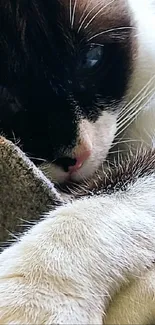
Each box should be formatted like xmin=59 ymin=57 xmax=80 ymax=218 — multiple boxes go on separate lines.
xmin=58 ymin=0 xmax=132 ymax=35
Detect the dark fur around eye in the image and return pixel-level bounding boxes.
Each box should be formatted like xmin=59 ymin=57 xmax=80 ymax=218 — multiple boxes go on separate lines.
xmin=0 ymin=0 xmax=135 ymax=162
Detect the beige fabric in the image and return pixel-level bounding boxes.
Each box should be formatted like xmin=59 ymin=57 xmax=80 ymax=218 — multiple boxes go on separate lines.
xmin=0 ymin=136 xmax=62 ymax=244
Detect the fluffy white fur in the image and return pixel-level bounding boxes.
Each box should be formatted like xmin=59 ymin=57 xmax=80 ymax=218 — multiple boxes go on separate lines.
xmin=1 ymin=176 xmax=155 ymax=323
xmin=121 ymin=0 xmax=155 ymax=150
xmin=105 ymin=265 xmax=155 ymax=324
xmin=0 ymin=0 xmax=155 ymax=324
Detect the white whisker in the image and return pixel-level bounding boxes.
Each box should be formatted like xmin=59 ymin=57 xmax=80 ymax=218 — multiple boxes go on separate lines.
xmin=88 ymin=26 xmax=136 ymax=42
xmin=78 ymin=1 xmax=91 ymax=25
xmin=108 ymin=149 xmax=126 ymax=155
xmin=11 ymin=130 xmax=20 ymax=145
xmin=71 ymin=0 xmax=77 ymax=29
xmin=117 ymin=100 xmax=148 ymax=135
xmin=118 ymin=74 xmax=155 ymax=119
xmin=29 ymin=156 xmax=47 ymax=163
xmin=77 ymin=1 xmax=101 ymax=34
xmin=84 ymin=0 xmax=115 ymax=30
xmin=116 ymin=93 xmax=155 ymax=139
xmin=118 ymin=102 xmax=149 ymax=133
xmin=91 ymin=42 xmax=105 ymax=47
xmin=69 ymin=0 xmax=72 ymax=24
xmin=117 ymin=87 xmax=155 ymax=128
xmin=112 ymin=139 xmax=143 ymax=147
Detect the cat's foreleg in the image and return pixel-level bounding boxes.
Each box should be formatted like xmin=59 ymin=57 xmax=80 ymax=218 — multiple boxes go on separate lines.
xmin=0 ymin=174 xmax=155 ymax=323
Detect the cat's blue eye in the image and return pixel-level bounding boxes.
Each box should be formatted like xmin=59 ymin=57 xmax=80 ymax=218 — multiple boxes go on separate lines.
xmin=81 ymin=45 xmax=103 ymax=69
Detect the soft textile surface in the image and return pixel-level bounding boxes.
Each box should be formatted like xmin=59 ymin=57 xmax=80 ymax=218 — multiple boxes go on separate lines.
xmin=0 ymin=136 xmax=63 ymax=244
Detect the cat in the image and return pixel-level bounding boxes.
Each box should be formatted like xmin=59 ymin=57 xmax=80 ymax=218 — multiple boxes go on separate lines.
xmin=0 ymin=0 xmax=155 ymax=324
xmin=0 ymin=0 xmax=154 ymax=184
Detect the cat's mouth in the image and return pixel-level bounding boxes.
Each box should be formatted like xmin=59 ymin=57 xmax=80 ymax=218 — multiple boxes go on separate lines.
xmin=39 ymin=152 xmax=92 ymax=184
xmin=39 ymin=150 xmax=103 ymax=185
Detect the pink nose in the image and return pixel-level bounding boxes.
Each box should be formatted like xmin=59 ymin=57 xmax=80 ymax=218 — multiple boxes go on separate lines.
xmin=68 ymin=150 xmax=91 ymax=174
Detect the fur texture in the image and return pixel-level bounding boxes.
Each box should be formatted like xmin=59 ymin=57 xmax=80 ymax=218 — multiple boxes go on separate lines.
xmin=1 ymin=150 xmax=155 ymax=323
xmin=0 ymin=0 xmax=143 ymax=183
xmin=105 ymin=265 xmax=155 ymax=324
xmin=0 ymin=0 xmax=155 ymax=324
xmin=0 ymin=0 xmax=155 ymax=183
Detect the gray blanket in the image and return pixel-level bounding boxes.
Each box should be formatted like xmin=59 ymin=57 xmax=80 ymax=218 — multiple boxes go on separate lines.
xmin=0 ymin=136 xmax=64 ymax=245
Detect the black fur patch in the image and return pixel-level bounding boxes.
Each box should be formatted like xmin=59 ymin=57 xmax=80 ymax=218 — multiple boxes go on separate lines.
xmin=0 ymin=0 xmax=134 ymax=162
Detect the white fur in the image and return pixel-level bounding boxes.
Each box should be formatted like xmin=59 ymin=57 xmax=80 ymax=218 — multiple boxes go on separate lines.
xmin=1 ymin=0 xmax=155 ymax=324
xmin=122 ymin=0 xmax=155 ymax=149
xmin=105 ymin=265 xmax=155 ymax=324
xmin=1 ymin=175 xmax=155 ymax=323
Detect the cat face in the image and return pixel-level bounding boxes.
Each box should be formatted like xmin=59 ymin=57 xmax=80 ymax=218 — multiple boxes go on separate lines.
xmin=0 ymin=0 xmax=135 ymax=183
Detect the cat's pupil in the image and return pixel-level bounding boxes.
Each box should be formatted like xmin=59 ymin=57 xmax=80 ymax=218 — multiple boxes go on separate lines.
xmin=81 ymin=45 xmax=103 ymax=69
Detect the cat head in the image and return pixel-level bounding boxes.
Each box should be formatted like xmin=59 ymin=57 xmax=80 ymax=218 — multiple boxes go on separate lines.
xmin=0 ymin=0 xmax=136 ymax=183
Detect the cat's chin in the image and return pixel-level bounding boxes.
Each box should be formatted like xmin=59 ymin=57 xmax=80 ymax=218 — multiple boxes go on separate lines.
xmin=39 ymin=158 xmax=102 ymax=184
xmin=39 ymin=164 xmax=90 ymax=184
